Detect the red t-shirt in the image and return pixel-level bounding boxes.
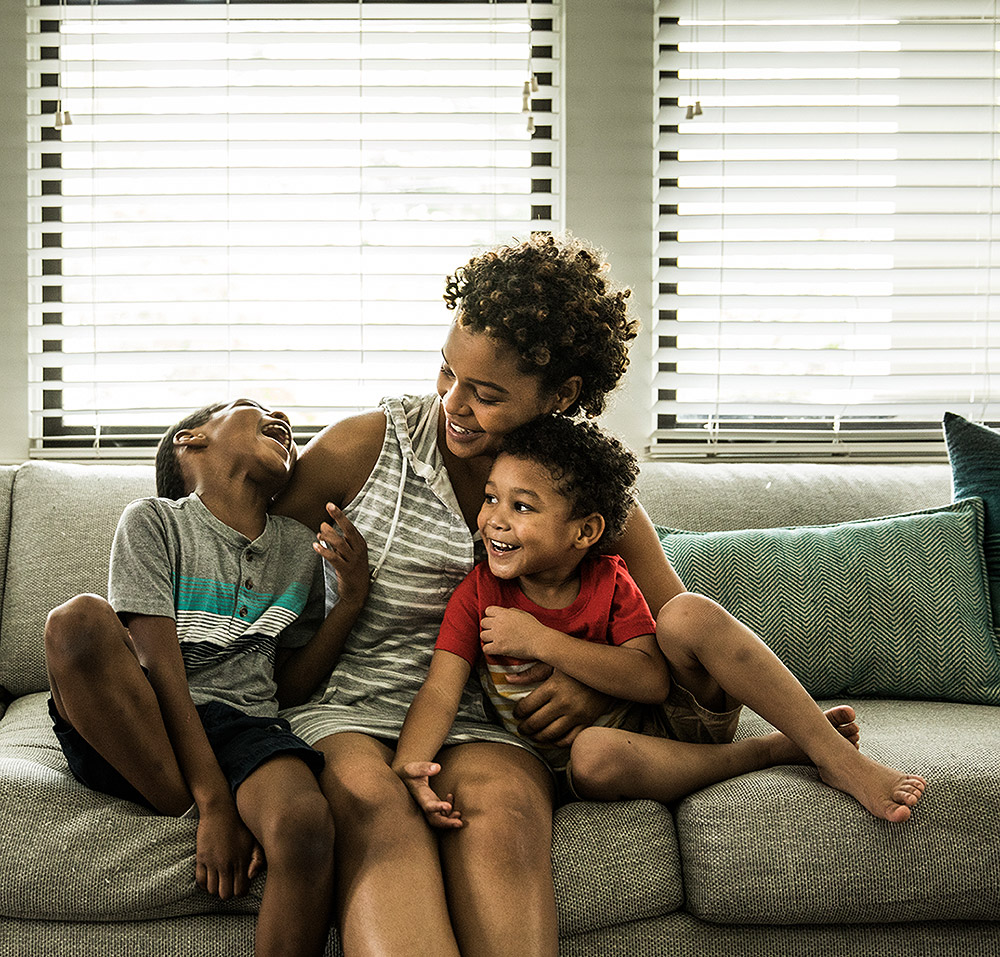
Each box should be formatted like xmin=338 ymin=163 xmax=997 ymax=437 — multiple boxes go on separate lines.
xmin=436 ymin=553 xmax=657 ymax=668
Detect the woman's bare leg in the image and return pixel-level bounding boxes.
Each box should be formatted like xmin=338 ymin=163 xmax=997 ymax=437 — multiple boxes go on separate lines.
xmin=656 ymin=592 xmax=927 ymax=821
xmin=44 ymin=593 xmax=191 ymax=815
xmin=314 ymin=733 xmax=460 ymax=957
xmin=435 ymin=743 xmax=558 ymax=957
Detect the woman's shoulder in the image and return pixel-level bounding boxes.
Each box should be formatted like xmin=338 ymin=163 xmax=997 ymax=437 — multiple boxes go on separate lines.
xmin=273 ymin=408 xmax=388 ymax=529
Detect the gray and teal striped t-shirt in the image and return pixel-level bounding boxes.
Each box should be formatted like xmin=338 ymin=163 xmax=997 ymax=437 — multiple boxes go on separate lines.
xmin=109 ymin=493 xmax=324 ymax=717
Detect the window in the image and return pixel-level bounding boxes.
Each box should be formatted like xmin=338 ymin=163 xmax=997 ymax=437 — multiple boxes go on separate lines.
xmin=27 ymin=0 xmax=558 ymax=457
xmin=655 ymin=0 xmax=999 ymax=460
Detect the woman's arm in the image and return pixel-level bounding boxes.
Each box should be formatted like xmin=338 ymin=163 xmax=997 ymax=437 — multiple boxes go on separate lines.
xmin=272 ymin=409 xmax=387 ymax=530
xmin=480 ymin=608 xmax=668 ymax=703
xmin=614 ymin=502 xmax=687 ymax=616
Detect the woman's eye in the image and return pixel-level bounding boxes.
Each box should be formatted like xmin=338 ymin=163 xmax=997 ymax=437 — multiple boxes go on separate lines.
xmin=474 ymin=391 xmax=501 ymax=405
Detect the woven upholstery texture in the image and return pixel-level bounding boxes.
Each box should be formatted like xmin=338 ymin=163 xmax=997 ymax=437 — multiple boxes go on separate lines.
xmin=635 ymin=462 xmax=953 ymax=532
xmin=0 ymin=462 xmax=154 ymax=696
xmin=679 ymin=701 xmax=1000 ymax=925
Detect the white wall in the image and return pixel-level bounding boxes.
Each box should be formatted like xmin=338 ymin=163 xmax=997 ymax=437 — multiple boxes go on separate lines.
xmin=0 ymin=0 xmax=655 ymax=464
xmin=563 ymin=0 xmax=654 ymax=455
xmin=1 ymin=2 xmax=29 ymax=463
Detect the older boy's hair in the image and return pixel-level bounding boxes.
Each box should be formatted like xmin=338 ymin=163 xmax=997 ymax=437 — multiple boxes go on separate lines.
xmin=154 ymin=402 xmax=226 ymax=500
xmin=498 ymin=414 xmax=639 ymax=550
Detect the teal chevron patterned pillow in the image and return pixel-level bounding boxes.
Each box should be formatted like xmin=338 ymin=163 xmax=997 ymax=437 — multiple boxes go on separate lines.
xmin=944 ymin=411 xmax=1000 ymax=621
xmin=656 ymin=498 xmax=1000 ymax=704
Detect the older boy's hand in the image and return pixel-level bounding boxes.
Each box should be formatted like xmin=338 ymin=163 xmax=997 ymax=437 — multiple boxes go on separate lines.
xmin=314 ymin=503 xmax=369 ymax=608
xmin=394 ymin=761 xmax=464 ymax=830
xmin=195 ymin=807 xmax=260 ymax=899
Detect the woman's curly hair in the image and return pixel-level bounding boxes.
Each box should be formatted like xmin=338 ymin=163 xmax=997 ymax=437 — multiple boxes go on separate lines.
xmin=443 ymin=233 xmax=639 ymax=417
xmin=154 ymin=402 xmax=226 ymax=500
xmin=498 ymin=414 xmax=638 ymax=551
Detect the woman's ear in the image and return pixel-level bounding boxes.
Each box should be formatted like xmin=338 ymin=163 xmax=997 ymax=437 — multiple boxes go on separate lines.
xmin=574 ymin=512 xmax=606 ymax=550
xmin=552 ymin=375 xmax=583 ymax=413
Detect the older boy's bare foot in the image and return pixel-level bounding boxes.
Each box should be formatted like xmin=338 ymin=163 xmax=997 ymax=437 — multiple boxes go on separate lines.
xmin=817 ymin=748 xmax=927 ymax=823
xmin=765 ymin=705 xmax=860 ymax=766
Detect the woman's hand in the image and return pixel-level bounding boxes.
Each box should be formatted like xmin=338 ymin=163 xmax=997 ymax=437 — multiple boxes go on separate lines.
xmin=314 ymin=503 xmax=370 ymax=609
xmin=509 ymin=667 xmax=614 ymax=747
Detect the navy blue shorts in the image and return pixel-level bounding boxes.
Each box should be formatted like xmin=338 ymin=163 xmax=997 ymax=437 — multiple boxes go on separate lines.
xmin=49 ymin=696 xmax=325 ymax=811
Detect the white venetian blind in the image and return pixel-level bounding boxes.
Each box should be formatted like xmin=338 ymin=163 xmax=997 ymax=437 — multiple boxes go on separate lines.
xmin=655 ymin=0 xmax=1000 ymax=460
xmin=27 ymin=0 xmax=558 ymax=457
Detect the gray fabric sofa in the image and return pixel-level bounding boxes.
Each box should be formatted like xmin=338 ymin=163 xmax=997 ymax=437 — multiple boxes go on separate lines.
xmin=0 ymin=459 xmax=997 ymax=955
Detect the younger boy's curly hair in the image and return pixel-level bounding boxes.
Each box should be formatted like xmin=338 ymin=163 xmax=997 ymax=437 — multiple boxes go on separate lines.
xmin=154 ymin=402 xmax=226 ymax=500
xmin=498 ymin=414 xmax=639 ymax=551
xmin=443 ymin=234 xmax=639 ymax=418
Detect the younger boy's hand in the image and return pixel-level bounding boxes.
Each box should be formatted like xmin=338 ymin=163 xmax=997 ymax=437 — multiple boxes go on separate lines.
xmin=480 ymin=606 xmax=546 ymax=659
xmin=314 ymin=503 xmax=369 ymax=608
xmin=394 ymin=761 xmax=464 ymax=830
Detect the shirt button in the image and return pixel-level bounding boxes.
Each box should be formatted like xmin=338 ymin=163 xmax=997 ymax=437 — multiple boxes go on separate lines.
xmin=239 ymin=606 xmax=248 ymax=617
xmin=245 ymin=579 xmax=254 ymax=589
xmin=246 ymin=552 xmax=254 ymax=562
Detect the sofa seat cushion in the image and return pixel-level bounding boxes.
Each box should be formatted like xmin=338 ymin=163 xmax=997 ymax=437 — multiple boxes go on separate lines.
xmin=552 ymin=799 xmax=683 ymax=935
xmin=1 ymin=693 xmax=685 ymax=933
xmin=677 ymin=700 xmax=1000 ymax=925
xmin=0 ymin=693 xmax=263 ymax=922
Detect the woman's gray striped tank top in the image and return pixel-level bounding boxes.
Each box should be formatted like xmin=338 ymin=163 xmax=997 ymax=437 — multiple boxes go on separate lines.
xmin=283 ymin=393 xmax=531 ymax=753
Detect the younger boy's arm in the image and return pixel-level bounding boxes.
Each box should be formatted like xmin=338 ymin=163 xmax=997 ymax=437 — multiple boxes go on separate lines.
xmin=391 ymin=650 xmax=471 ymax=829
xmin=126 ymin=614 xmax=262 ymax=899
xmin=480 ymin=608 xmax=669 ymax=704
xmin=276 ymin=503 xmax=370 ymax=707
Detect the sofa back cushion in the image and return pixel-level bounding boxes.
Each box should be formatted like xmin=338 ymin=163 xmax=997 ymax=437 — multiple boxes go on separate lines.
xmin=0 ymin=462 xmax=155 ymax=696
xmin=0 ymin=467 xmax=15 ymax=660
xmin=636 ymin=461 xmax=952 ymax=531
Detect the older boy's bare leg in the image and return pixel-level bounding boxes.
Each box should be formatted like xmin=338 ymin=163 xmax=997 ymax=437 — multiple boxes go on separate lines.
xmin=570 ymin=706 xmax=859 ymax=803
xmin=235 ymin=755 xmax=335 ymax=957
xmin=314 ymin=733 xmax=460 ymax=957
xmin=657 ymin=593 xmax=927 ymax=821
xmin=435 ymin=743 xmax=558 ymax=957
xmin=44 ymin=593 xmax=191 ymax=815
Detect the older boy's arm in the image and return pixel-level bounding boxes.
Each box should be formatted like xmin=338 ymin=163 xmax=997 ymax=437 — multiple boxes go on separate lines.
xmin=126 ymin=614 xmax=261 ymax=899
xmin=391 ymin=650 xmax=471 ymax=829
xmin=276 ymin=505 xmax=370 ymax=708
xmin=481 ymin=607 xmax=669 ymax=704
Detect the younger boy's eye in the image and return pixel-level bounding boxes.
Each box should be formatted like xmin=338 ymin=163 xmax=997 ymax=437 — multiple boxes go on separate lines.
xmin=514 ymin=501 xmax=532 ymax=513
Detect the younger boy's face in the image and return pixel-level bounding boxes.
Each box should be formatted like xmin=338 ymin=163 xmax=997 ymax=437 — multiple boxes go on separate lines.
xmin=478 ymin=453 xmax=584 ymax=582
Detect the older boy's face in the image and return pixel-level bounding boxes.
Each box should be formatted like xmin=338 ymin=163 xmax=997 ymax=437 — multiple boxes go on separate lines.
xmin=478 ymin=453 xmax=582 ymax=582
xmin=202 ymin=399 xmax=297 ymax=478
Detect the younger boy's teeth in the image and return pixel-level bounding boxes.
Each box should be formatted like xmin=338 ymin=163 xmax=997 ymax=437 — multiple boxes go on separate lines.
xmin=491 ymin=540 xmax=517 ymax=551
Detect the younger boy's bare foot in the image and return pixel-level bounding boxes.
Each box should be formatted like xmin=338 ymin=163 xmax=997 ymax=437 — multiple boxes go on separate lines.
xmin=817 ymin=748 xmax=927 ymax=823
xmin=764 ymin=705 xmax=860 ymax=766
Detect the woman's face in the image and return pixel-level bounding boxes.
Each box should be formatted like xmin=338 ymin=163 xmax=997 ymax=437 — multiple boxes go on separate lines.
xmin=436 ymin=322 xmax=578 ymax=459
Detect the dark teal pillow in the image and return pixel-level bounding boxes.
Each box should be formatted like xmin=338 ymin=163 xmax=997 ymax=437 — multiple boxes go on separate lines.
xmin=944 ymin=411 xmax=1000 ymax=620
xmin=656 ymin=499 xmax=1000 ymax=704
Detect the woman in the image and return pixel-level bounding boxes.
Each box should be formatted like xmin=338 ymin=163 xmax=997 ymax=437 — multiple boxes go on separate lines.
xmin=275 ymin=234 xmax=924 ymax=957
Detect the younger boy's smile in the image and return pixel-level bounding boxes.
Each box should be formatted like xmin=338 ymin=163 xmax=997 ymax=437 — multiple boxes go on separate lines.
xmin=478 ymin=454 xmax=590 ymax=588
